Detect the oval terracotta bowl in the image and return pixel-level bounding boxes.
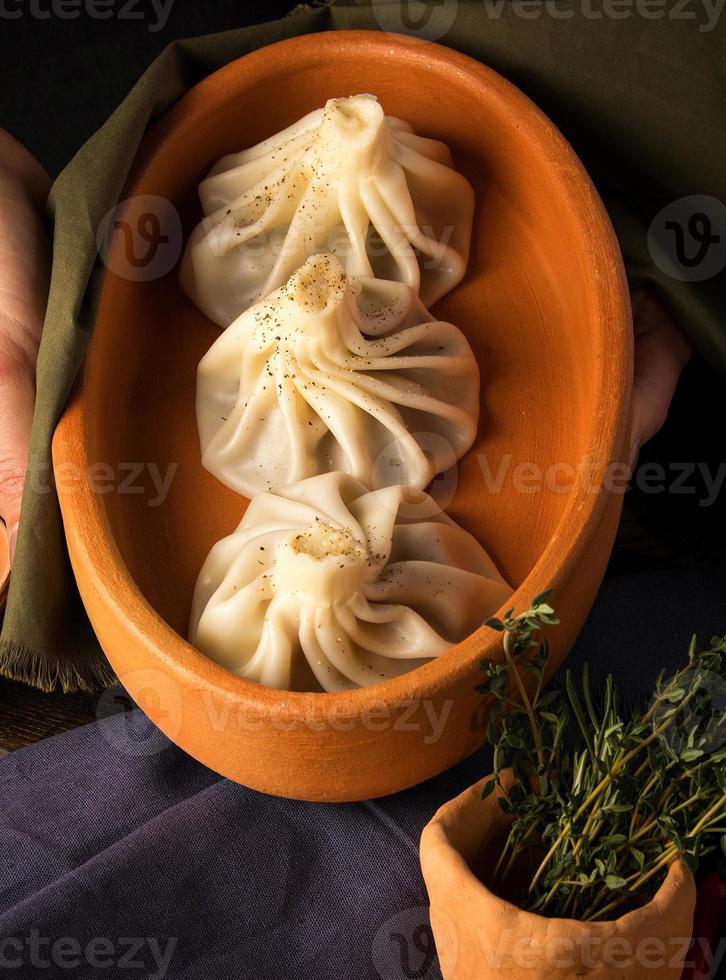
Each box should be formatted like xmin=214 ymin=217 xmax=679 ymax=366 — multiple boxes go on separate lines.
xmin=52 ymin=31 xmax=632 ymax=802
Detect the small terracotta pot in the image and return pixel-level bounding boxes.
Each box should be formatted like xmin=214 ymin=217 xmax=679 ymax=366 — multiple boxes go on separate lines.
xmin=420 ymin=773 xmax=696 ymax=979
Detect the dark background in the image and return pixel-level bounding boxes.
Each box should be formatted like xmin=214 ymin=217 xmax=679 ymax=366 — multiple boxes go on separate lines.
xmin=0 ymin=0 xmax=296 ymax=176
xmin=0 ymin=0 xmax=724 ymax=748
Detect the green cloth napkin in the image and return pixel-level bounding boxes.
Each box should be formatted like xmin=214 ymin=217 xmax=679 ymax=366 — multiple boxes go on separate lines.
xmin=1 ymin=0 xmax=724 ymax=692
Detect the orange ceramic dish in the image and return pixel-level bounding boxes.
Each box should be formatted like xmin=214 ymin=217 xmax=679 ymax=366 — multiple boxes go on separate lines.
xmin=52 ymin=31 xmax=632 ymax=801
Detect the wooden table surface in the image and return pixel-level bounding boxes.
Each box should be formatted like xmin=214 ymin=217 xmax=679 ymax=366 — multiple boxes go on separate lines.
xmin=0 ymin=676 xmax=99 ymax=756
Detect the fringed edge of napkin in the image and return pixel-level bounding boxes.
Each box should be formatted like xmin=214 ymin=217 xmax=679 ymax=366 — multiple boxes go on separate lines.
xmin=288 ymin=0 xmax=336 ymax=14
xmin=0 ymin=638 xmax=116 ymax=694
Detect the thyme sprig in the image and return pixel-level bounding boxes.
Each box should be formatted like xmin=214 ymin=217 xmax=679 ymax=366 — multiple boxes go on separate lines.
xmin=479 ymin=593 xmax=726 ymax=921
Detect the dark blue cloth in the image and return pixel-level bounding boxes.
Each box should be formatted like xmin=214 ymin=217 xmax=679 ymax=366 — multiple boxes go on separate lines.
xmin=1 ymin=561 xmax=724 ymax=979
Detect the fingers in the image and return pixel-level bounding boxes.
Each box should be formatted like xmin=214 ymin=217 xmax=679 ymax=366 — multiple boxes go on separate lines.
xmin=0 ymin=142 xmax=52 ymax=353
xmin=629 ymin=289 xmax=692 ymax=469
xmin=0 ymin=336 xmax=36 ymax=561
xmin=0 ymin=130 xmax=51 ymax=207
xmin=0 ymin=134 xmax=52 ymax=563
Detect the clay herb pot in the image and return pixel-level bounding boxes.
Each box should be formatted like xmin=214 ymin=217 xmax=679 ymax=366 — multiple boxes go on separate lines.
xmin=420 ymin=772 xmax=697 ymax=980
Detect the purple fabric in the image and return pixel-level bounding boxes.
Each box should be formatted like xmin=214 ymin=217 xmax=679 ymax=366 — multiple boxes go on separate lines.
xmin=1 ymin=561 xmax=724 ymax=979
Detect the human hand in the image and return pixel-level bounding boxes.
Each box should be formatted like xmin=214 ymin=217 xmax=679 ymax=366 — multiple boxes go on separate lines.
xmin=0 ymin=132 xmax=51 ymax=568
xmin=629 ymin=288 xmax=692 ymax=469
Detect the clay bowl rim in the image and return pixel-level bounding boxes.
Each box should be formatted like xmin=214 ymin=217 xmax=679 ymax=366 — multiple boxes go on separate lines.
xmin=53 ymin=31 xmax=632 ymax=718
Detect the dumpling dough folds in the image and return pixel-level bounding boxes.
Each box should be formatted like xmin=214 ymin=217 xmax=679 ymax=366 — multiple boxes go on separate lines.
xmin=181 ymin=94 xmax=475 ymax=325
xmin=196 ymin=253 xmax=480 ymax=496
xmin=189 ymin=472 xmax=512 ymax=692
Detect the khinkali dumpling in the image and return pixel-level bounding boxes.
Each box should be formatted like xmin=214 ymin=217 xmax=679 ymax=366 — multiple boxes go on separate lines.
xmin=181 ymin=94 xmax=475 ymax=326
xmin=189 ymin=473 xmax=512 ymax=692
xmin=196 ymin=253 xmax=480 ymax=496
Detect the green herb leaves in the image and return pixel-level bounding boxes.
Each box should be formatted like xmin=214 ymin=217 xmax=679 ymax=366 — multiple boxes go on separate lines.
xmin=478 ymin=598 xmax=726 ymax=921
